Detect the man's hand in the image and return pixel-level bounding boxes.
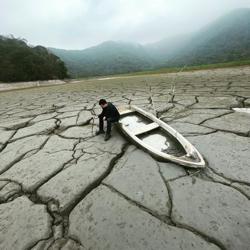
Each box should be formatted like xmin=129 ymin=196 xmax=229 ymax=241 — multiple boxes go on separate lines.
xmin=98 ymin=114 xmax=106 ymax=119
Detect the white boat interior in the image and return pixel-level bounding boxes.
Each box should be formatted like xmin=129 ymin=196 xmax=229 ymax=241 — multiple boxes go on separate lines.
xmin=120 ymin=113 xmax=186 ymax=157
xmin=118 ymin=105 xmax=205 ymax=168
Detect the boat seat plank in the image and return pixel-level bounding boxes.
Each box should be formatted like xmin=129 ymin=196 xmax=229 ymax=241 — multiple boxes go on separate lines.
xmin=120 ymin=109 xmax=135 ymax=115
xmin=133 ymin=122 xmax=159 ymax=136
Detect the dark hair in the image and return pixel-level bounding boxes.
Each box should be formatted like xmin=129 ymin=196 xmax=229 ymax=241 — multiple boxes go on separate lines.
xmin=99 ymin=99 xmax=107 ymax=105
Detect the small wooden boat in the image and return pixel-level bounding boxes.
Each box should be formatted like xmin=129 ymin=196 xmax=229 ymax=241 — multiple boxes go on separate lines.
xmin=118 ymin=105 xmax=205 ymax=168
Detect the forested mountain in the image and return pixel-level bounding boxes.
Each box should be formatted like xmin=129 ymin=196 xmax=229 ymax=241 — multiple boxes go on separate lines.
xmin=164 ymin=8 xmax=250 ymax=66
xmin=50 ymin=8 xmax=250 ymax=77
xmin=0 ymin=36 xmax=68 ymax=82
xmin=144 ymin=33 xmax=194 ymax=67
xmin=50 ymin=41 xmax=154 ymax=77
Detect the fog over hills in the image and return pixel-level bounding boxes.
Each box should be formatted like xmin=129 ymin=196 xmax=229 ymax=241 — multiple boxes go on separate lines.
xmin=165 ymin=8 xmax=250 ymax=66
xmin=49 ymin=8 xmax=250 ymax=77
xmin=50 ymin=41 xmax=154 ymax=77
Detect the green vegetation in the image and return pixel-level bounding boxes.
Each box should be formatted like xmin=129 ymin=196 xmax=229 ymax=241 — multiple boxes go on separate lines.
xmin=119 ymin=60 xmax=250 ymax=77
xmin=74 ymin=60 xmax=250 ymax=80
xmin=0 ymin=36 xmax=68 ymax=82
xmin=165 ymin=9 xmax=250 ymax=67
xmin=49 ymin=41 xmax=154 ymax=78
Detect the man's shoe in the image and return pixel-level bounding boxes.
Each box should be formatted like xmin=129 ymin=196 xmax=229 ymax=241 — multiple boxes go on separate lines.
xmin=104 ymin=133 xmax=111 ymax=141
xmin=96 ymin=130 xmax=105 ymax=136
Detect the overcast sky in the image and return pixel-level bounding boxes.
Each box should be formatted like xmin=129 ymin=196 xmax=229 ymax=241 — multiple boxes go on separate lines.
xmin=1 ymin=0 xmax=250 ymax=50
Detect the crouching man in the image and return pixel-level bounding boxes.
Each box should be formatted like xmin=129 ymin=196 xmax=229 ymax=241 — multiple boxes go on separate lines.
xmin=96 ymin=99 xmax=120 ymax=141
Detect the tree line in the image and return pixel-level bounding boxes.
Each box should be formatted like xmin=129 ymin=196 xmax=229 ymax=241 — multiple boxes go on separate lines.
xmin=0 ymin=35 xmax=68 ymax=82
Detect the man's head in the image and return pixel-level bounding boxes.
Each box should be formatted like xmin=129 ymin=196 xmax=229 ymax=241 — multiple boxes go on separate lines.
xmin=99 ymin=99 xmax=108 ymax=108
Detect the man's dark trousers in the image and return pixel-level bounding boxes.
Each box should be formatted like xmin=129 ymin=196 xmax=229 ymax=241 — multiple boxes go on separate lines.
xmin=99 ymin=116 xmax=119 ymax=134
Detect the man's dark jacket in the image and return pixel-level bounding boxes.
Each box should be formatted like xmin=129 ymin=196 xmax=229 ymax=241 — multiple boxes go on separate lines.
xmin=98 ymin=102 xmax=120 ymax=119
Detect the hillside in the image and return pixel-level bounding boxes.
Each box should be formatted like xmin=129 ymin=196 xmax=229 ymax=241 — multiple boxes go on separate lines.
xmin=144 ymin=33 xmax=194 ymax=66
xmin=164 ymin=8 xmax=250 ymax=66
xmin=50 ymin=41 xmax=155 ymax=77
xmin=0 ymin=36 xmax=68 ymax=82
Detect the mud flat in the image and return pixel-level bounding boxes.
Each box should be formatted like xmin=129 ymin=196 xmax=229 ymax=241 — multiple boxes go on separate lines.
xmin=0 ymin=66 xmax=250 ymax=249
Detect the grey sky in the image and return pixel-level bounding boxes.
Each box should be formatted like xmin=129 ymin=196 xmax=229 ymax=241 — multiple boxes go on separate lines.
xmin=1 ymin=0 xmax=250 ymax=49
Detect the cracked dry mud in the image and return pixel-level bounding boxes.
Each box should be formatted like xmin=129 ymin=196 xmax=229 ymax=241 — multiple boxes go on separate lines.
xmin=0 ymin=66 xmax=250 ymax=250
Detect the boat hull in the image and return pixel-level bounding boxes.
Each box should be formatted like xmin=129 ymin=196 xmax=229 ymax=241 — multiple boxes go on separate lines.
xmin=118 ymin=105 xmax=205 ymax=168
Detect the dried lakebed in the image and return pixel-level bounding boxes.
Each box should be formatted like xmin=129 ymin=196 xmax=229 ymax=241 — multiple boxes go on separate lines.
xmin=0 ymin=66 xmax=250 ymax=250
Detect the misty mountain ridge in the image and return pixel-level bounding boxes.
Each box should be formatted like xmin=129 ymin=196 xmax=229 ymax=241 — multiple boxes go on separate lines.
xmin=50 ymin=8 xmax=250 ymax=77
xmin=166 ymin=8 xmax=250 ymax=66
xmin=50 ymin=40 xmax=155 ymax=77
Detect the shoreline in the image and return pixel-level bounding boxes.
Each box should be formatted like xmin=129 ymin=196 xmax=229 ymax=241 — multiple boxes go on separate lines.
xmin=0 ymin=79 xmax=67 ymax=93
